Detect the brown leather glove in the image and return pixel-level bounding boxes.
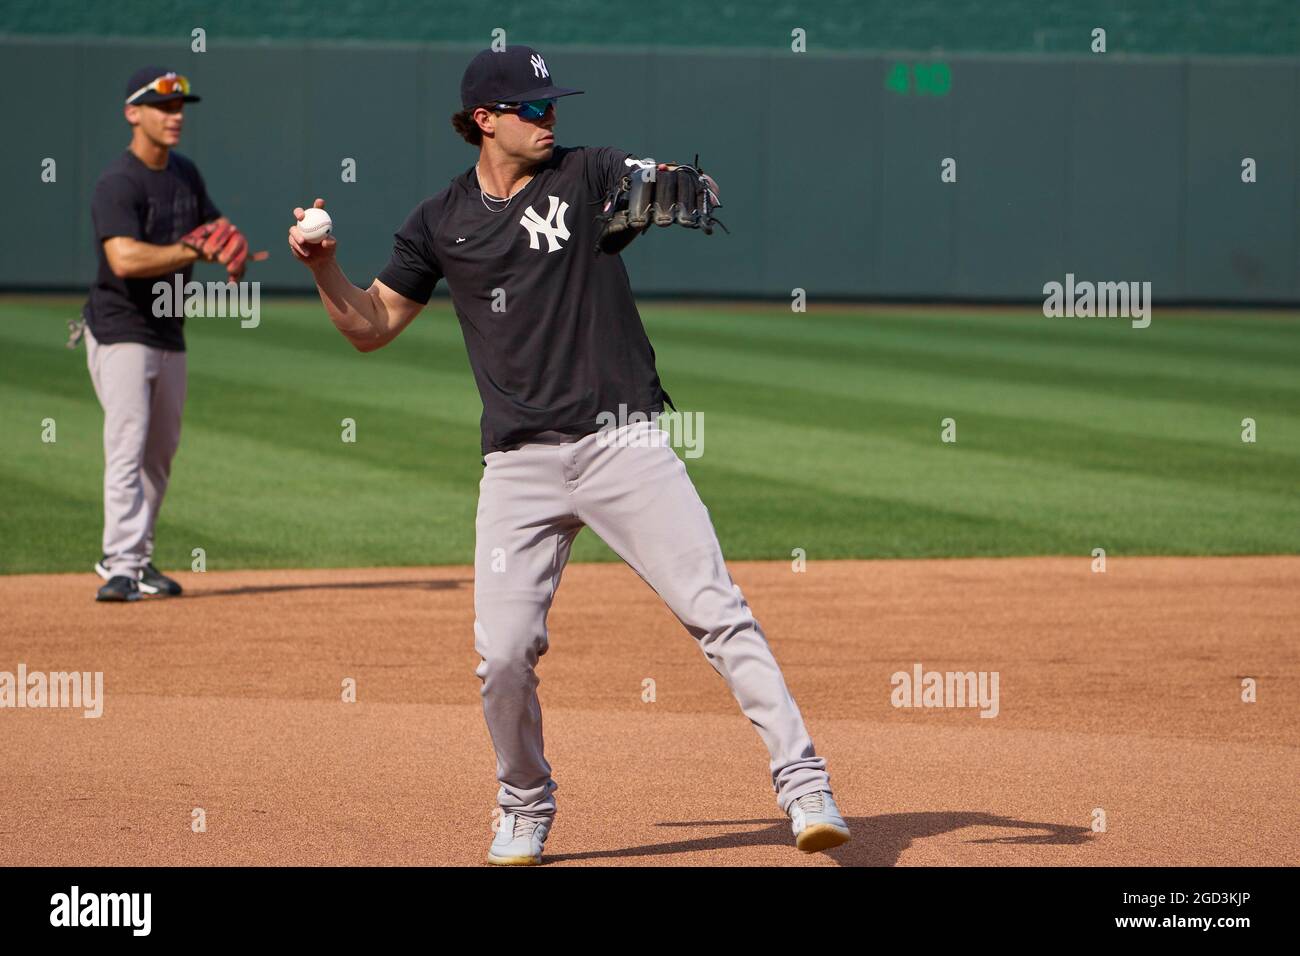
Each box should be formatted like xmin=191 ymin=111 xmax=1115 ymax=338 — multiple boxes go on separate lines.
xmin=181 ymin=219 xmax=268 ymax=281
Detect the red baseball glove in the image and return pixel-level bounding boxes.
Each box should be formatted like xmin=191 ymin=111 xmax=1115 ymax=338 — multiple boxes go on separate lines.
xmin=181 ymin=219 xmax=269 ymax=281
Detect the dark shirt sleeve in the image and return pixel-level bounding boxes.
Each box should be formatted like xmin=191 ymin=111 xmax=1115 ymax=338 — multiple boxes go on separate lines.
xmin=584 ymin=146 xmax=635 ymax=199
xmin=376 ymin=201 xmax=443 ymax=304
xmin=91 ymin=175 xmax=145 ymax=242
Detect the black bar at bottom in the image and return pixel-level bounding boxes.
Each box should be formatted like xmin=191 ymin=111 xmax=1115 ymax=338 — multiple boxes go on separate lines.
xmin=0 ymin=865 xmax=1282 ymax=941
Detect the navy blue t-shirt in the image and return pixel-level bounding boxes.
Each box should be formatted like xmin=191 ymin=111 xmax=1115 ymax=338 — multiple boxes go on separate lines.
xmin=84 ymin=150 xmax=220 ymax=351
xmin=377 ymin=145 xmax=673 ymax=455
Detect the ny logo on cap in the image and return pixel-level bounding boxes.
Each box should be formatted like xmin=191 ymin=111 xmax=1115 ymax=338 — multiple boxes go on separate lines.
xmin=530 ymin=54 xmax=549 ymax=79
xmin=520 ymin=196 xmax=570 ymax=253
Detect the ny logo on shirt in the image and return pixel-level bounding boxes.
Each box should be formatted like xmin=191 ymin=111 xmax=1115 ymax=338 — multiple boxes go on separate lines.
xmin=519 ymin=196 xmax=570 ymax=253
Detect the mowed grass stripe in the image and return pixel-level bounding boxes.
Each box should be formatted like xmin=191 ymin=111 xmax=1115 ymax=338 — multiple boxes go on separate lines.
xmin=650 ymin=321 xmax=1300 ymax=414
xmin=653 ymin=334 xmax=1300 ymax=451
xmin=1 ymin=392 xmax=483 ymax=569
xmin=645 ymin=304 xmax=1300 ymax=361
xmin=679 ymin=414 xmax=1299 ymax=554
xmin=684 ymin=464 xmax=1060 ymax=559
xmin=178 ymin=367 xmax=488 ymax=481
xmin=0 ymin=471 xmax=347 ymax=574
xmin=10 ymin=345 xmax=1284 ymax=561
xmin=646 ymin=310 xmax=1300 ymax=387
xmin=0 ymin=335 xmax=489 ymax=467
xmin=653 ymin=356 xmax=1300 ymax=484
xmin=2 ymin=298 xmax=1297 ymax=570
xmin=9 ymin=295 xmax=1300 ymax=363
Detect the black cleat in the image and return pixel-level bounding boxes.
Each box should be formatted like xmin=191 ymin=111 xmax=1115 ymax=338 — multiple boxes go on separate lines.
xmin=96 ymin=575 xmax=141 ymax=602
xmin=139 ymin=563 xmax=183 ymax=597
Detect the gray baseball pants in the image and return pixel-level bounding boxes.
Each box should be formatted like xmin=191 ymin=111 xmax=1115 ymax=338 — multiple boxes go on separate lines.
xmin=473 ymin=419 xmax=830 ymax=820
xmin=84 ymin=325 xmax=186 ymax=578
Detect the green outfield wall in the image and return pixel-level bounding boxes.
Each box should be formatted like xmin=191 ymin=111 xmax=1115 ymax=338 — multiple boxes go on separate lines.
xmin=1 ymin=36 xmax=1295 ymax=302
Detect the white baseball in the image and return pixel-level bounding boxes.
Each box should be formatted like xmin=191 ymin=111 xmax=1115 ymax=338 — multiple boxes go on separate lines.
xmin=298 ymin=207 xmax=333 ymax=243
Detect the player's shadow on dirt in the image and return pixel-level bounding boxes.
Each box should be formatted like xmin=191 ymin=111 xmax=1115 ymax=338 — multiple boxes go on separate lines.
xmin=546 ymin=812 xmax=1092 ymax=866
xmin=186 ymin=579 xmax=469 ymax=598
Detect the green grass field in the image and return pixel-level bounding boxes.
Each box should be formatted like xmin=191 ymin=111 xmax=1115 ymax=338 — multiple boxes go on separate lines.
xmin=1 ymin=295 xmax=1297 ymax=574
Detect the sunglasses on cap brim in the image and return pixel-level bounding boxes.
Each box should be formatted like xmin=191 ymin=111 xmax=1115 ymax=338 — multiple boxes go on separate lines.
xmin=490 ymin=99 xmax=556 ymax=121
xmin=126 ymin=73 xmax=192 ymax=105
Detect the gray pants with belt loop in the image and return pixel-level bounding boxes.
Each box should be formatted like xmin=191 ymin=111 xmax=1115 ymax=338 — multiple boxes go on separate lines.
xmin=473 ymin=419 xmax=831 ymax=820
xmin=84 ymin=325 xmax=187 ymax=578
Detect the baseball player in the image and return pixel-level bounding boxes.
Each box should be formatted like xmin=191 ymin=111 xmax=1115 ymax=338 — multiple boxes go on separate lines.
xmin=82 ymin=67 xmax=260 ymax=602
xmin=288 ymin=45 xmax=850 ymax=864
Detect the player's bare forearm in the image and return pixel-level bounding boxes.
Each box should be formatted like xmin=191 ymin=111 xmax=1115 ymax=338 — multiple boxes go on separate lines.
xmin=310 ymin=261 xmax=393 ymax=352
xmin=289 ymin=198 xmax=423 ymax=352
xmin=102 ymin=238 xmax=199 ymax=279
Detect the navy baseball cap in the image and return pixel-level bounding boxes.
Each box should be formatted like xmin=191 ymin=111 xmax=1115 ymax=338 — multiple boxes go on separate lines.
xmin=124 ymin=66 xmax=201 ymax=105
xmin=460 ymin=46 xmax=582 ymax=109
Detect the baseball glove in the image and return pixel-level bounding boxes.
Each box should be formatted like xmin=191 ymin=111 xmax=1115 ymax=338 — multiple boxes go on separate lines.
xmin=181 ymin=219 xmax=269 ymax=280
xmin=594 ymin=155 xmax=726 ymax=255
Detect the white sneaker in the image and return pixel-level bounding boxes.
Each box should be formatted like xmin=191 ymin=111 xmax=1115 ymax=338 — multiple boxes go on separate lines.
xmin=487 ymin=813 xmax=552 ymax=866
xmin=789 ymin=790 xmax=851 ymax=853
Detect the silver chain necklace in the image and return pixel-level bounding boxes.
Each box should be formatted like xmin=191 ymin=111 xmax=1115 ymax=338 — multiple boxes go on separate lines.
xmin=477 ymin=164 xmax=527 ymax=213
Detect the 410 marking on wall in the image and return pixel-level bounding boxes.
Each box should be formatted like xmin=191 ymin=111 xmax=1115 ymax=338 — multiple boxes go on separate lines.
xmin=885 ymin=62 xmax=952 ymax=96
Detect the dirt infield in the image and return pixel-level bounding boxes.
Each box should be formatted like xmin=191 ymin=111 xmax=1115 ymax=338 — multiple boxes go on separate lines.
xmin=1 ymin=557 xmax=1296 ymax=866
